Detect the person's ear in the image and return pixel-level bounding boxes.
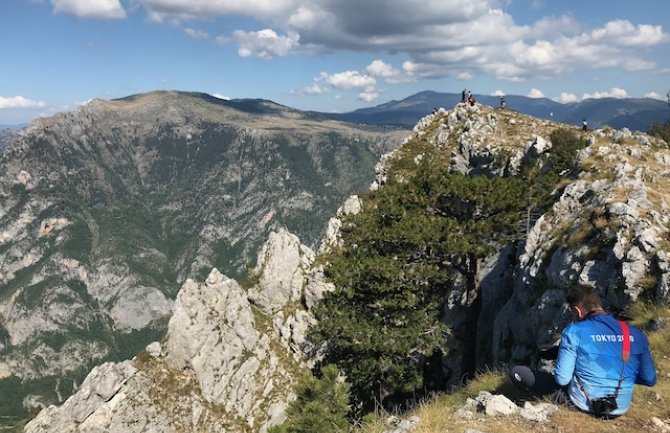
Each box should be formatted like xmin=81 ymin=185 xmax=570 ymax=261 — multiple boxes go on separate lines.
xmin=573 ymin=305 xmax=585 ymax=319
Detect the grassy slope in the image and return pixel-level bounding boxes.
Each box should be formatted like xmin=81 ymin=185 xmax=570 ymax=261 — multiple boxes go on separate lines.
xmin=358 ymin=305 xmax=670 ymax=433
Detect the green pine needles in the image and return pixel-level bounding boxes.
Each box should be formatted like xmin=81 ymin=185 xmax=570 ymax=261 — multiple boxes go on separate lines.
xmin=269 ymin=365 xmax=351 ymax=433
xmin=308 ymin=127 xmax=587 ymax=413
xmin=310 ymin=156 xmax=528 ymax=410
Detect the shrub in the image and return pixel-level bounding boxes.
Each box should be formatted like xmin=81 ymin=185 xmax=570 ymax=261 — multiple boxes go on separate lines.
xmin=649 ymin=120 xmax=670 ymax=143
xmin=269 ymin=365 xmax=351 ymax=433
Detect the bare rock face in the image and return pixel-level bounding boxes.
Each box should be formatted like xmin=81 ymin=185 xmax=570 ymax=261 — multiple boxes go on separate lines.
xmin=164 ymin=268 xmax=296 ymax=427
xmin=320 ymin=194 xmax=362 ymax=254
xmin=394 ymin=103 xmax=670 ymax=379
xmin=24 ymin=230 xmax=321 ymax=433
xmin=248 ymin=229 xmax=315 ymax=314
xmin=23 ymin=356 xmax=234 ymax=433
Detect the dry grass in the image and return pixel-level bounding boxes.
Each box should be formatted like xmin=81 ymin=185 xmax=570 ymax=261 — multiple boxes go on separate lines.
xmin=357 ymin=307 xmax=670 ymax=433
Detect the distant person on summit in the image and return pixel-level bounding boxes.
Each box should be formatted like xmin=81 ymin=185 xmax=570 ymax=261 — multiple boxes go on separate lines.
xmin=462 ymin=89 xmax=467 ymax=103
xmin=510 ymin=285 xmax=656 ymax=418
xmin=582 ymin=118 xmax=588 ymax=132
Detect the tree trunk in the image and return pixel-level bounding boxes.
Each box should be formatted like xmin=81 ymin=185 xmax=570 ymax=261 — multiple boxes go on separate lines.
xmin=459 ymin=253 xmax=482 ymax=380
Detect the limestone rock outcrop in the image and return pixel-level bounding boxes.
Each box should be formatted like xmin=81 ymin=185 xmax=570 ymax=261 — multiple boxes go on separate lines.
xmin=23 ymin=227 xmax=327 ymax=432
xmin=248 ymin=229 xmax=315 ymax=314
xmin=455 ymin=391 xmax=558 ymax=422
xmin=383 ymin=103 xmax=670 ymax=378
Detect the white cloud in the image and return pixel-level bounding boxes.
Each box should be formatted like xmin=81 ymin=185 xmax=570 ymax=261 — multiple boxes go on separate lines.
xmin=233 ymin=29 xmax=299 ymax=59
xmin=582 ymin=87 xmax=628 ymax=100
xmin=133 ymin=1 xmax=669 ymax=83
xmin=366 ymin=60 xmax=395 ymax=78
xmin=211 ymin=93 xmax=230 ymax=100
xmin=399 ymin=61 xmax=445 ymax=80
xmin=52 ymin=0 xmax=126 ymax=19
xmin=527 ymin=88 xmax=545 ymax=98
xmin=492 ymin=90 xmax=505 ymax=97
xmin=365 ymin=59 xmax=414 ymax=84
xmin=556 ymin=92 xmax=578 ymax=103
xmin=323 ymin=71 xmax=376 ymax=89
xmin=292 ymin=83 xmax=329 ymax=95
xmin=358 ymin=86 xmax=380 ymax=103
xmin=622 ymin=58 xmax=655 ymax=71
xmin=138 ymin=0 xmax=298 ymax=22
xmin=215 ymin=35 xmax=230 ymax=45
xmin=184 ymin=28 xmax=209 ymax=39
xmin=0 ymin=96 xmax=46 ymax=109
xmin=528 ymin=15 xmax=580 ymax=38
xmin=644 ymin=92 xmax=661 ymax=100
xmin=589 ymin=20 xmax=667 ymax=47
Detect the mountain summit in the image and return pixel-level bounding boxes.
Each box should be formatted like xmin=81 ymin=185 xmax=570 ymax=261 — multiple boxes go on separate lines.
xmin=327 ymin=90 xmax=669 ymax=131
xmin=20 ymin=101 xmax=670 ymax=432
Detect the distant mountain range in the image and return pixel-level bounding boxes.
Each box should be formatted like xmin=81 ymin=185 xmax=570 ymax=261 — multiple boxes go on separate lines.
xmin=325 ymin=90 xmax=670 ymax=132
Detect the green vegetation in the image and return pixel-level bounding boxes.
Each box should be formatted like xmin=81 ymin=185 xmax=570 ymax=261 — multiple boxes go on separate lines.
xmin=310 ymin=156 xmax=528 ymax=410
xmin=521 ymin=128 xmax=589 ymax=218
xmin=649 ymin=120 xmax=670 ymax=143
xmin=303 ymin=126 xmax=591 ymax=419
xmin=269 ymin=365 xmax=351 ymax=433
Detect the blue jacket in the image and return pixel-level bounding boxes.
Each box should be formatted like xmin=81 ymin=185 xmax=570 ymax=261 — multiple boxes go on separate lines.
xmin=554 ymin=312 xmax=656 ymax=415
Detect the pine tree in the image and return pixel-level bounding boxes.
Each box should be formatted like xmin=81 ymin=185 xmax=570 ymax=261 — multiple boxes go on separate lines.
xmin=311 ymin=157 xmax=527 ymax=408
xmin=269 ymin=365 xmax=350 ymax=433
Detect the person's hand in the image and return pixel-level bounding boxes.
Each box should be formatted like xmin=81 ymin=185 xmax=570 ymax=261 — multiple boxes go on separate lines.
xmin=538 ymin=344 xmax=559 ymax=360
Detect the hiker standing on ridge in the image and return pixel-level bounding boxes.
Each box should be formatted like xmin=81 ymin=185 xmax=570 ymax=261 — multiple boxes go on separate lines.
xmin=582 ymin=118 xmax=588 ymax=132
xmin=462 ymin=89 xmax=467 ymax=103
xmin=500 ymin=95 xmax=506 ymax=108
xmin=510 ymin=285 xmax=656 ymax=418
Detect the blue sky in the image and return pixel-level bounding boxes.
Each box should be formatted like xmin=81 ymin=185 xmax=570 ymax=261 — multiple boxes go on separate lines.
xmin=1 ymin=0 xmax=669 ymax=124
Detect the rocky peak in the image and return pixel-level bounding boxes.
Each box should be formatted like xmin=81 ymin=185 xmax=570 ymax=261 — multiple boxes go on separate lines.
xmin=248 ymin=229 xmax=315 ymax=314
xmin=19 ymin=101 xmax=670 ymax=432
xmin=22 ymin=225 xmax=334 ymax=432
xmin=360 ymin=101 xmax=670 ymax=377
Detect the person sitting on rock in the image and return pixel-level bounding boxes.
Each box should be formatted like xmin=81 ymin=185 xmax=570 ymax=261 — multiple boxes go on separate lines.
xmin=510 ymin=285 xmax=656 ymax=418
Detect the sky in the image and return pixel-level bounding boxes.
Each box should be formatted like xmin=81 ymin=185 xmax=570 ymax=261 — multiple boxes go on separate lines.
xmin=1 ymin=0 xmax=670 ymax=124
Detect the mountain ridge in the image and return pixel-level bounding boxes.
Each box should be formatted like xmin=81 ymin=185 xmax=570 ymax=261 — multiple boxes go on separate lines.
xmin=19 ymin=101 xmax=670 ymax=433
xmin=0 ymin=90 xmax=407 ymax=429
xmin=324 ymin=90 xmax=669 ymax=131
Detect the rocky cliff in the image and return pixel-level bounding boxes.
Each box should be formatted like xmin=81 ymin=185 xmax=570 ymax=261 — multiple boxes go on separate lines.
xmin=0 ymin=127 xmax=20 ymax=155
xmin=19 ymin=102 xmax=670 ymax=432
xmin=23 ymin=209 xmax=357 ymax=432
xmin=0 ymin=91 xmax=406 ymax=427
xmin=372 ymin=103 xmax=670 ymax=379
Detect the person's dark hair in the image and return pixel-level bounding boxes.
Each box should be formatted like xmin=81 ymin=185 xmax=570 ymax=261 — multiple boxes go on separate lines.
xmin=566 ymin=285 xmax=602 ymax=312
